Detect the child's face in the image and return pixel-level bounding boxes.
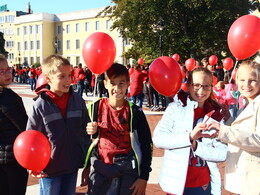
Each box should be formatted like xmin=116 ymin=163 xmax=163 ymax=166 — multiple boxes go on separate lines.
xmin=0 ymin=60 xmax=12 ymax=87
xmin=188 ymin=72 xmax=212 ymax=108
xmin=104 ymin=75 xmax=130 ymax=101
xmin=237 ymin=66 xmax=260 ymax=102
xmin=45 ymin=65 xmax=71 ymax=97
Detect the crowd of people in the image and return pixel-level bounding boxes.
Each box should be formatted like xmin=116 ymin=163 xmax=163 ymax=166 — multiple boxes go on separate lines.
xmin=0 ymin=53 xmax=259 ymax=195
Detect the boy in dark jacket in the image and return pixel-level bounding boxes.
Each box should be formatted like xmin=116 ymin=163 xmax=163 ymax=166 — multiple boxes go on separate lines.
xmin=84 ymin=63 xmax=152 ymax=195
xmin=26 ymin=55 xmax=91 ymax=195
xmin=0 ymin=54 xmax=28 ymax=195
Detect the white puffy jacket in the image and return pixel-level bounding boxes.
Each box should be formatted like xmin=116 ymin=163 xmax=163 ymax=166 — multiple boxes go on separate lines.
xmin=153 ymin=97 xmax=227 ymax=195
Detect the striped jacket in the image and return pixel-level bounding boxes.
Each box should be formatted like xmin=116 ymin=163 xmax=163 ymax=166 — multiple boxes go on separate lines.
xmin=26 ymin=88 xmax=91 ymax=177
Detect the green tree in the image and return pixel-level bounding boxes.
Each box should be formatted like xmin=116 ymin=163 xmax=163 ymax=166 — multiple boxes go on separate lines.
xmin=0 ymin=32 xmax=8 ymax=57
xmin=101 ymin=0 xmax=259 ymax=62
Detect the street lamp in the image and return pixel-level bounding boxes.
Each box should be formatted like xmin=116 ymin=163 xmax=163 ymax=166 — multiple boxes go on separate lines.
xmin=157 ymin=19 xmax=164 ymax=57
xmin=18 ymin=51 xmax=21 ymax=65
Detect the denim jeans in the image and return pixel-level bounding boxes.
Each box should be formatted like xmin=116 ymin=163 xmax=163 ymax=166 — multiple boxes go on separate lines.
xmin=77 ymin=80 xmax=85 ymax=97
xmin=131 ymin=92 xmax=144 ymax=108
xmin=39 ymin=171 xmax=78 ymax=195
xmin=29 ymin=78 xmax=36 ymax=91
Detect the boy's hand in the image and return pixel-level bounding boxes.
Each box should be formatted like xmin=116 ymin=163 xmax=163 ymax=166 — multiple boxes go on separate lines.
xmin=29 ymin=170 xmax=47 ymax=178
xmin=129 ymin=178 xmax=147 ymax=195
xmin=86 ymin=122 xmax=98 ymax=135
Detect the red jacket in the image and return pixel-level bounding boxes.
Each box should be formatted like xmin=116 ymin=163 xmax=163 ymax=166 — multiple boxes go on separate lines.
xmin=129 ymin=70 xmax=146 ymax=96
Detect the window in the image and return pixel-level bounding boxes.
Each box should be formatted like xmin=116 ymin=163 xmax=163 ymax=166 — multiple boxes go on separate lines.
xmin=85 ymin=22 xmax=90 ymax=32
xmin=76 ymin=56 xmax=80 ymax=65
xmin=30 ymin=57 xmax=34 ymax=65
xmin=67 ymin=57 xmax=70 ymax=63
xmin=24 ymin=41 xmax=28 ymax=50
xmin=76 ymin=39 xmax=80 ymax=49
xmin=125 ymin=38 xmax=131 ymax=46
xmin=106 ymin=20 xmax=111 ymax=30
xmin=95 ymin=21 xmax=100 ymax=31
xmin=17 ymin=42 xmax=21 ymax=50
xmin=57 ymin=25 xmax=62 ymax=34
xmin=6 ymin=28 xmax=13 ymax=35
xmin=36 ymin=25 xmax=40 ymax=33
xmin=6 ymin=41 xmax=14 ymax=48
xmin=36 ymin=40 xmax=40 ymax=49
xmin=23 ymin=26 xmax=27 ymax=35
xmin=29 ymin=26 xmax=33 ymax=34
xmin=66 ymin=40 xmax=70 ymax=50
xmin=5 ymin=15 xmax=14 ymax=23
xmin=57 ymin=40 xmax=61 ymax=51
xmin=8 ymin=53 xmax=14 ymax=60
xmin=66 ymin=24 xmax=70 ymax=33
xmin=17 ymin=28 xmax=20 ymax=35
xmin=36 ymin=57 xmax=40 ymax=63
xmin=0 ymin=16 xmax=4 ymax=23
xmin=30 ymin=41 xmax=34 ymax=50
xmin=76 ymin=23 xmax=80 ymax=33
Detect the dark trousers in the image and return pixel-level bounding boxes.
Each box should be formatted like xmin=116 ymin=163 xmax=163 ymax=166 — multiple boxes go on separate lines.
xmin=77 ymin=80 xmax=85 ymax=97
xmin=0 ymin=162 xmax=28 ymax=195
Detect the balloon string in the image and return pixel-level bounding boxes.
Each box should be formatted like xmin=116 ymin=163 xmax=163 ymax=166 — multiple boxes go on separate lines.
xmin=229 ymin=60 xmax=238 ymax=83
xmin=89 ymin=74 xmax=98 ymax=139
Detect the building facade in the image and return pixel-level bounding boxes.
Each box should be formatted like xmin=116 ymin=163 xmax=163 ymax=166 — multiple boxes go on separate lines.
xmin=1 ymin=5 xmax=131 ymax=67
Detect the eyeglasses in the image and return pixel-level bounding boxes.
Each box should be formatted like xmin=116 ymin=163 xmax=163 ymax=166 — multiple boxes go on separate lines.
xmin=190 ymin=83 xmax=212 ymax=91
xmin=0 ymin=67 xmax=12 ymax=76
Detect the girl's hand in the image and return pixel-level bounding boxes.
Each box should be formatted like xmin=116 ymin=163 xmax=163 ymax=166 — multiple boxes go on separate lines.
xmin=190 ymin=123 xmax=210 ymax=141
xmin=29 ymin=170 xmax=47 ymax=178
xmin=86 ymin=122 xmax=98 ymax=135
xmin=207 ymin=121 xmax=221 ymax=131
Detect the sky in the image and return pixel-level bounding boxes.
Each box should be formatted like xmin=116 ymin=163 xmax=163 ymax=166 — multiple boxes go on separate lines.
xmin=0 ymin=0 xmax=113 ymax=14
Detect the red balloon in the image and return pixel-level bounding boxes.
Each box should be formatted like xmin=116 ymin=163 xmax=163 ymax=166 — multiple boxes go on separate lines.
xmin=185 ymin=58 xmax=196 ymax=71
xmin=128 ymin=67 xmax=134 ymax=76
xmin=138 ymin=58 xmax=144 ymax=65
xmin=172 ymin=53 xmax=180 ymax=61
xmin=223 ymin=57 xmax=234 ymax=71
xmin=36 ymin=73 xmax=48 ymax=89
xmin=82 ymin=32 xmax=116 ymax=74
xmin=149 ymin=56 xmax=182 ymax=97
xmin=14 ymin=130 xmax=51 ymax=172
xmin=209 ymin=55 xmax=218 ymax=66
xmin=227 ymin=15 xmax=260 ymax=60
xmin=79 ymin=74 xmax=85 ymax=80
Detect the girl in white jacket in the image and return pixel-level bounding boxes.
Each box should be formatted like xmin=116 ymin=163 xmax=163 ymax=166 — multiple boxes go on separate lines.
xmin=208 ymin=60 xmax=260 ymax=195
xmin=153 ymin=67 xmax=227 ymax=195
